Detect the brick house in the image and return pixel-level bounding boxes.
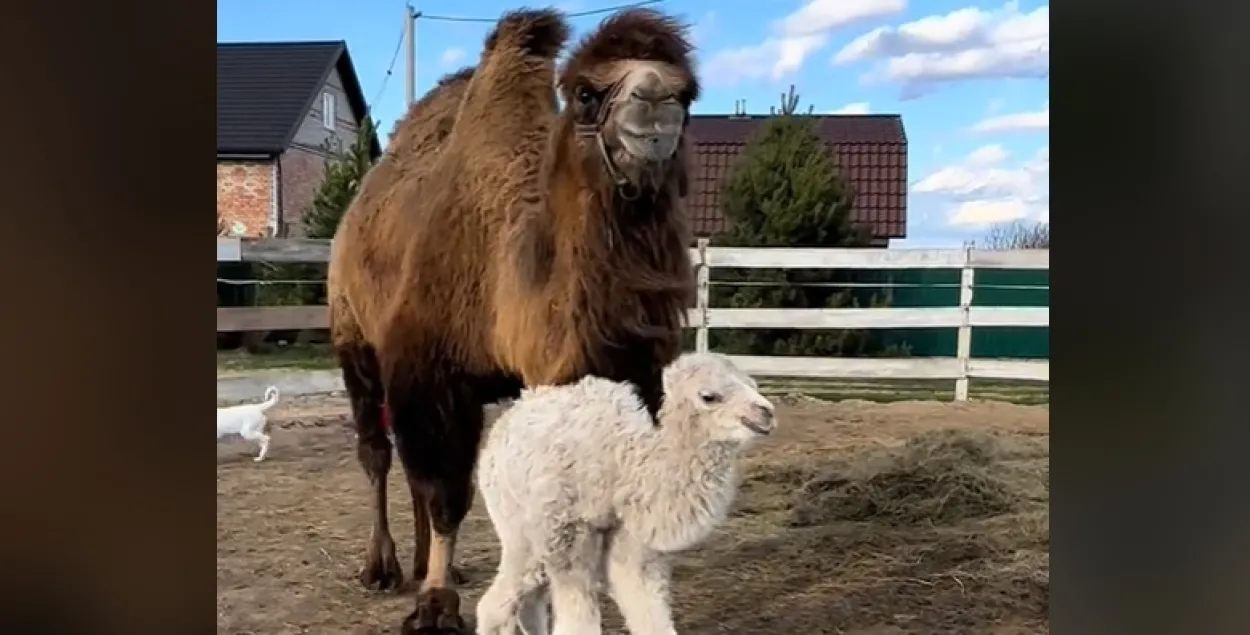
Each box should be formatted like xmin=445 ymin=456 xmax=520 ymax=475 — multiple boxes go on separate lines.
xmin=687 ymin=113 xmax=907 ymax=246
xmin=217 ymin=41 xmax=381 ymax=237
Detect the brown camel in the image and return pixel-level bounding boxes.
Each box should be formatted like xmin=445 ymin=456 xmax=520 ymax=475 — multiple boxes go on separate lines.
xmin=327 ymin=7 xmax=700 ymax=632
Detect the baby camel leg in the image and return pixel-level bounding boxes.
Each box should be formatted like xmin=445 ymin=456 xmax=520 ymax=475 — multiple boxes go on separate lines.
xmin=605 ymin=534 xmax=678 ymax=635
xmin=516 ymin=581 xmax=550 ymax=635
xmin=546 ymin=528 xmax=606 ymax=635
xmin=475 ymin=544 xmax=546 ymax=635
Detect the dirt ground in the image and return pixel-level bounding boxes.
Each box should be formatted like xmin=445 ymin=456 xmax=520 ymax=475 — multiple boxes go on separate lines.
xmin=217 ymin=394 xmax=1049 ymax=634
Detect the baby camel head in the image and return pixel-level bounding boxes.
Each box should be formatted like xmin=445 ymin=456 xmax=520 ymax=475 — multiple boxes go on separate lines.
xmin=557 ymin=8 xmax=699 ymax=199
xmin=661 ymin=352 xmax=776 ymax=444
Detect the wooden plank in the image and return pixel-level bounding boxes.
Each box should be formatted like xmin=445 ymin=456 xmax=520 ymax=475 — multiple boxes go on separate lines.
xmin=684 ymin=308 xmax=704 ymax=328
xmin=954 ymin=265 xmax=975 ymax=401
xmin=726 ymin=355 xmax=962 ymax=379
xmin=238 ymin=238 xmax=334 ymax=263
xmin=218 ymin=240 xmax=1051 ymax=273
xmin=967 ymin=359 xmax=1049 ymax=381
xmin=217 ymin=238 xmax=241 ymax=262
xmin=969 ymin=249 xmax=1049 ymax=270
xmin=215 ymin=306 xmax=1047 ymax=332
xmin=695 ymin=239 xmax=710 ymax=352
xmin=216 ymin=305 xmax=700 ymax=332
xmin=705 ymin=247 xmax=968 ymax=270
xmin=214 ymin=358 xmax=1046 ymax=399
xmin=217 ymin=306 xmax=329 ymax=332
xmin=968 ymin=307 xmax=1049 ymax=327
xmin=706 ymin=307 xmax=964 ymax=329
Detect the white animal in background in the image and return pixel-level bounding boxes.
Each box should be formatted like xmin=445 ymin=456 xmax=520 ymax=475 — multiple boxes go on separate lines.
xmin=474 ymin=352 xmax=777 ymax=635
xmin=217 ymin=386 xmax=280 ymax=462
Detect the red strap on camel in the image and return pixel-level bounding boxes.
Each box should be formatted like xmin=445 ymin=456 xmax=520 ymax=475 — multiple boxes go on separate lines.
xmin=381 ymin=403 xmax=392 ymax=432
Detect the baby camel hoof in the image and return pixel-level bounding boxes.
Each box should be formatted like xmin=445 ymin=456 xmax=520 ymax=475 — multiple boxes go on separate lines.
xmin=358 ymin=551 xmax=404 ymax=591
xmin=401 ymin=588 xmax=468 ymax=634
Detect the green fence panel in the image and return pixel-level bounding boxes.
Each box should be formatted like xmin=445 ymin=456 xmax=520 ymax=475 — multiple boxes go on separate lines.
xmin=971 ymin=268 xmax=1049 ymax=359
xmin=876 ymin=267 xmax=1049 ymax=359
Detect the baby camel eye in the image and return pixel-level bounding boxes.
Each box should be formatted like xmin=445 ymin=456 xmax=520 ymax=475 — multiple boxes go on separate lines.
xmin=699 ymin=391 xmax=722 ymax=404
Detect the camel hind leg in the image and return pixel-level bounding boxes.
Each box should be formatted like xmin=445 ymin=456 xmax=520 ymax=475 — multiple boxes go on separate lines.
xmin=336 ymin=338 xmax=407 ymax=591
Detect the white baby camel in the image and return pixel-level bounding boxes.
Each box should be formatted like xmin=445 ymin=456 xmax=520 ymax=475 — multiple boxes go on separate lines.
xmin=475 ymin=352 xmax=777 ymax=635
xmin=216 ymin=386 xmax=279 ymax=462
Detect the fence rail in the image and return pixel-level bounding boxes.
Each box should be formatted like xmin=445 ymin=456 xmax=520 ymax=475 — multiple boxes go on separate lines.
xmin=217 ymin=238 xmax=1049 ymax=399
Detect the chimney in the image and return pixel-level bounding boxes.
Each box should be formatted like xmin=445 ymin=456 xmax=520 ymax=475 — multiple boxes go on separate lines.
xmin=729 ymin=98 xmax=750 ymax=119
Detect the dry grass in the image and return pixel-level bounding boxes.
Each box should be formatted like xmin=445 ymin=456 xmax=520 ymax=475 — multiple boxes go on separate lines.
xmin=217 ymin=395 xmax=1049 ymax=634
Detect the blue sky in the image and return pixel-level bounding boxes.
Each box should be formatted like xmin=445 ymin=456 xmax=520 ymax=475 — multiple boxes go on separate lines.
xmin=217 ymin=0 xmax=1049 ymax=248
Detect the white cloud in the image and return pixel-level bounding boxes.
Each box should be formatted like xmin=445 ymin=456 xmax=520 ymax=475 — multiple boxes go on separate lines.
xmin=702 ymin=0 xmax=905 ymax=87
xmin=912 ymin=143 xmax=1049 ymax=228
xmin=949 ymin=199 xmax=1031 ymax=226
xmin=829 ymin=101 xmax=871 ymax=114
xmin=778 ymin=0 xmax=909 ymax=38
xmin=703 ymin=34 xmax=828 ymax=85
xmin=833 ymin=1 xmax=1048 ymax=98
xmin=969 ymin=100 xmax=1048 ymax=132
xmin=439 ymin=47 xmax=465 ymax=67
xmin=965 ymin=143 xmax=1008 ymax=165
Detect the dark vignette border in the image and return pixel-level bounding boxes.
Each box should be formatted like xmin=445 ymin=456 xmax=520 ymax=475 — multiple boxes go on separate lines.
xmin=1058 ymin=0 xmax=1250 ymax=633
xmin=0 ymin=2 xmax=211 ymax=633
xmin=4 ymin=0 xmax=1250 ymax=632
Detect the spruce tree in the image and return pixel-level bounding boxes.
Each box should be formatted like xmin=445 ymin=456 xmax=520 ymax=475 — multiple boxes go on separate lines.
xmin=303 ymin=116 xmax=377 ymax=239
xmin=257 ymin=117 xmax=378 ymax=309
xmin=710 ymin=86 xmax=884 ymax=358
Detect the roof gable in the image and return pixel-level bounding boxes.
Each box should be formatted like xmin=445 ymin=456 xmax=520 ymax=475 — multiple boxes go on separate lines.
xmin=217 ymin=41 xmax=378 ymax=157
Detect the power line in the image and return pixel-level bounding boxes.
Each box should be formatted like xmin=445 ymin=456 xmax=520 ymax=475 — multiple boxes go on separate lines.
xmin=420 ymin=0 xmax=663 ymax=23
xmin=369 ymin=21 xmax=408 ymax=114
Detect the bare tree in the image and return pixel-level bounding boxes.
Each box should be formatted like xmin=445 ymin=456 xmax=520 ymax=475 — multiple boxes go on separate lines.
xmin=976 ymin=220 xmax=1050 ymax=250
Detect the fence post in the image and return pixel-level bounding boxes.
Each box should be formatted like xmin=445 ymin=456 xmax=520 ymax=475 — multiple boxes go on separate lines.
xmin=954 ymin=247 xmax=975 ymax=401
xmin=695 ymin=238 xmax=710 ymax=353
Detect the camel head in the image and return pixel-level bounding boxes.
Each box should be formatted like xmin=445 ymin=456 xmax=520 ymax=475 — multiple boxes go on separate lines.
xmin=557 ymin=8 xmax=700 ymax=200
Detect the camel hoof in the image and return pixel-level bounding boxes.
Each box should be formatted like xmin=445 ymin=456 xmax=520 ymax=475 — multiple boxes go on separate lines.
xmin=358 ymin=548 xmax=404 ymax=591
xmin=401 ymin=588 xmax=468 ymax=634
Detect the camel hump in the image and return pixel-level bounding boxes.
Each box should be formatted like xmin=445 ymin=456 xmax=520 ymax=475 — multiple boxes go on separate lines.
xmin=484 ymin=7 xmax=570 ymax=59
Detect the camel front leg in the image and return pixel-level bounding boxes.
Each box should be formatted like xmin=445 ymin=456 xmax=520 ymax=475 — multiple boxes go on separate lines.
xmin=338 ymin=343 xmax=403 ymax=591
xmin=605 ymin=534 xmax=677 ymax=635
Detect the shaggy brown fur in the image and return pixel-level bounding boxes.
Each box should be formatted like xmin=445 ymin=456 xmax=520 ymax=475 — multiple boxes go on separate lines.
xmin=327 ymin=7 xmax=699 ymax=633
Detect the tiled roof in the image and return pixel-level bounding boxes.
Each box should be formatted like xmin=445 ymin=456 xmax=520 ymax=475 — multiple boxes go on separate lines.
xmin=217 ymin=41 xmax=378 ymax=157
xmin=687 ymin=114 xmax=908 ymax=240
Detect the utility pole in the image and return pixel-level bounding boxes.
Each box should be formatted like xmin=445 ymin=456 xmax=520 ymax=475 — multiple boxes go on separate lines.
xmin=404 ymin=4 xmax=421 ymax=107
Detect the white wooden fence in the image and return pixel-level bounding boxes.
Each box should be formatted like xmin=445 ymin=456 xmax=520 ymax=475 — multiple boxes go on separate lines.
xmin=218 ymin=238 xmax=1049 ymax=400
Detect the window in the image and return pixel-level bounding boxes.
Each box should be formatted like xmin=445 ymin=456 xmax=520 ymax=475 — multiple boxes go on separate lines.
xmin=321 ymin=91 xmax=335 ymax=130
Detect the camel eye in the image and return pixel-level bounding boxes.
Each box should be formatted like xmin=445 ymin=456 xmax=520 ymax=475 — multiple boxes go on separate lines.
xmin=699 ymin=391 xmax=722 ymax=405
xmin=575 ymin=86 xmax=595 ymax=104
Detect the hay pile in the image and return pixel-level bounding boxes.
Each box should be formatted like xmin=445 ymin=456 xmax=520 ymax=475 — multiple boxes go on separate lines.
xmin=701 ymin=428 xmax=1051 ymax=634
xmin=788 ymin=429 xmax=1048 ymax=527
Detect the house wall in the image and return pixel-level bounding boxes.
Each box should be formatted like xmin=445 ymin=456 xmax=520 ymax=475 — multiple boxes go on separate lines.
xmin=217 ymin=159 xmax=275 ymax=237
xmin=279 ymin=65 xmax=364 ymax=236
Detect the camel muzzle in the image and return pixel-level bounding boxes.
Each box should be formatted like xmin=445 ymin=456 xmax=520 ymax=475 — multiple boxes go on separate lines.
xmin=619 ymin=128 xmax=680 ymax=162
